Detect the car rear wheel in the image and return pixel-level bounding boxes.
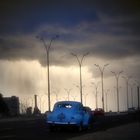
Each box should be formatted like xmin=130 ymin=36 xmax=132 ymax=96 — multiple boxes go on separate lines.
xmin=77 ymin=122 xmax=83 ymax=132
xmin=87 ymin=119 xmax=93 ymax=130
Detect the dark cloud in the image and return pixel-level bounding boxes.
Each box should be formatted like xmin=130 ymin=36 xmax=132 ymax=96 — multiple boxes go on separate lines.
xmin=0 ymin=36 xmax=47 ymax=66
xmin=95 ymin=45 xmax=140 ymax=60
xmin=94 ymin=0 xmax=140 ymax=16
xmin=0 ymin=0 xmax=97 ymax=34
xmin=0 ymin=0 xmax=140 ymax=66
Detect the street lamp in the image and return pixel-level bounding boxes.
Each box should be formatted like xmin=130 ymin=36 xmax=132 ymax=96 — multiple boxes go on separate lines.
xmin=64 ymin=88 xmax=72 ymax=101
xmin=71 ymin=52 xmax=89 ymax=104
xmin=73 ymin=84 xmax=85 ymax=102
xmin=105 ymin=89 xmax=110 ymax=112
xmin=122 ymin=75 xmax=132 ymax=110
xmin=111 ymin=71 xmax=123 ymax=112
xmin=72 ymin=95 xmax=77 ymax=101
xmin=129 ymin=83 xmax=136 ymax=108
xmin=91 ymin=82 xmax=100 ymax=109
xmin=135 ymin=80 xmax=140 ymax=109
xmin=94 ymin=64 xmax=109 ymax=110
xmin=37 ymin=35 xmax=59 ymax=111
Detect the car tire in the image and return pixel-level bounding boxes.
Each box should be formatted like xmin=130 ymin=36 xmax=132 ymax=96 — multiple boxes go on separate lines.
xmin=77 ymin=122 xmax=83 ymax=132
xmin=87 ymin=120 xmax=92 ymax=130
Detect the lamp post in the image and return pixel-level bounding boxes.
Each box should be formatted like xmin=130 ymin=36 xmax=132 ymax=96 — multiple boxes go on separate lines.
xmin=37 ymin=35 xmax=59 ymax=111
xmin=129 ymin=83 xmax=136 ymax=108
xmin=105 ymin=89 xmax=110 ymax=112
xmin=71 ymin=53 xmax=89 ymax=104
xmin=72 ymin=95 xmax=77 ymax=101
xmin=73 ymin=84 xmax=85 ymax=102
xmin=135 ymin=80 xmax=140 ymax=109
xmin=122 ymin=76 xmax=131 ymax=110
xmin=91 ymin=82 xmax=100 ymax=109
xmin=94 ymin=64 xmax=109 ymax=110
xmin=111 ymin=71 xmax=123 ymax=112
xmin=64 ymin=88 xmax=72 ymax=101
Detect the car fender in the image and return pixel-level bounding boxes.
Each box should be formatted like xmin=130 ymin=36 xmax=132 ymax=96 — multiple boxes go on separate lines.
xmin=82 ymin=113 xmax=91 ymax=126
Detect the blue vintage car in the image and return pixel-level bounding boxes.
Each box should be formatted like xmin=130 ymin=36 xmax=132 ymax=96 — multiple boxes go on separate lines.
xmin=46 ymin=101 xmax=93 ymax=131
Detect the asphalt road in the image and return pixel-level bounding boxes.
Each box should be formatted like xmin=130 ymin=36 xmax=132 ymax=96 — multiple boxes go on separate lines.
xmin=0 ymin=112 xmax=139 ymax=140
xmin=0 ymin=117 xmax=81 ymax=140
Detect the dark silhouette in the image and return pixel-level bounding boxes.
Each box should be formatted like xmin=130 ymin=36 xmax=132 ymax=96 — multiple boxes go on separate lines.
xmin=33 ymin=95 xmax=41 ymax=115
xmin=26 ymin=107 xmax=32 ymax=115
xmin=0 ymin=93 xmax=9 ymax=116
xmin=4 ymin=96 xmax=19 ymax=116
xmin=33 ymin=107 xmax=41 ymax=115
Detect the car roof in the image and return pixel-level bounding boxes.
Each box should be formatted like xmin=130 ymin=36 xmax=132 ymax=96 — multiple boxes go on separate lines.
xmin=54 ymin=101 xmax=82 ymax=106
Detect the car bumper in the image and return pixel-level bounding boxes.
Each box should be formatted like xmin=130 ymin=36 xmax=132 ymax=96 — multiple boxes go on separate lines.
xmin=47 ymin=121 xmax=77 ymax=125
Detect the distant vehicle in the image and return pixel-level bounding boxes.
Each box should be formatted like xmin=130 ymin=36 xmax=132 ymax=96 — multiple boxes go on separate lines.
xmin=46 ymin=101 xmax=93 ymax=131
xmin=128 ymin=107 xmax=136 ymax=113
xmin=83 ymin=106 xmax=94 ymax=122
xmin=94 ymin=108 xmax=105 ymax=116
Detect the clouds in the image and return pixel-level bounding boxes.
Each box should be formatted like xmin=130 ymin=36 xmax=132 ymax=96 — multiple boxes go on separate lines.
xmin=1 ymin=0 xmax=139 ymax=36
xmin=0 ymin=1 xmax=139 ymax=83
xmin=0 ymin=60 xmax=47 ymax=95
xmin=0 ymin=0 xmax=139 ymax=111
xmin=0 ymin=17 xmax=140 ymax=68
xmin=0 ymin=0 xmax=97 ymax=34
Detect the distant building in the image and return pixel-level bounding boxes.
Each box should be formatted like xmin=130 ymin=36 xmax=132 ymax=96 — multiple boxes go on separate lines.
xmin=4 ymin=96 xmax=20 ymax=116
xmin=0 ymin=93 xmax=9 ymax=116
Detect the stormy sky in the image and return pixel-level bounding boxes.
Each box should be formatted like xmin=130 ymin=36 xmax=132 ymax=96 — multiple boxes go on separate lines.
xmin=0 ymin=0 xmax=140 ymax=111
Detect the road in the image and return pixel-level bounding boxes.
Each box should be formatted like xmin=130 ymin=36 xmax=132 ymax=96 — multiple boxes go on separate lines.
xmin=0 ymin=117 xmax=81 ymax=140
xmin=0 ymin=112 xmax=139 ymax=140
